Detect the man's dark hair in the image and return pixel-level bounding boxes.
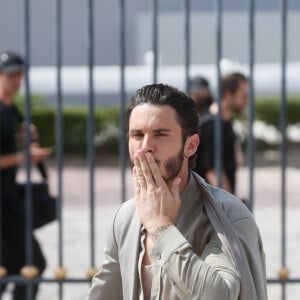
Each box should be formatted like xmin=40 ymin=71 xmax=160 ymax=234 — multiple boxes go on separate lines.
xmin=188 ymin=76 xmax=214 ymax=115
xmin=127 ymin=83 xmax=199 ymax=168
xmin=221 ymin=72 xmax=247 ymax=96
xmin=0 ymin=51 xmax=24 ymax=74
xmin=188 ymin=76 xmax=210 ymax=93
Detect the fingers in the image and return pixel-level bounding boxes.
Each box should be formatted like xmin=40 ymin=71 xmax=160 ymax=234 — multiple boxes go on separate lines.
xmin=31 ymin=146 xmax=52 ymax=156
xmin=137 ymin=153 xmax=157 ymax=188
xmin=170 ymin=177 xmax=181 ymax=201
xmin=30 ymin=124 xmax=39 ymax=142
xmin=144 ymin=152 xmax=165 ymax=186
xmin=30 ymin=147 xmax=52 ymax=163
xmin=132 ymin=167 xmax=140 ymax=193
xmin=133 ymin=157 xmax=147 ymax=190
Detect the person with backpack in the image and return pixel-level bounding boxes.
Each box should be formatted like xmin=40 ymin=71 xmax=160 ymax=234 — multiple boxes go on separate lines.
xmin=0 ymin=51 xmax=51 ymax=299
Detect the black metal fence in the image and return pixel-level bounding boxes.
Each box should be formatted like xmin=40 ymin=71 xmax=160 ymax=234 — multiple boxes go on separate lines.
xmin=0 ymin=0 xmax=298 ymax=299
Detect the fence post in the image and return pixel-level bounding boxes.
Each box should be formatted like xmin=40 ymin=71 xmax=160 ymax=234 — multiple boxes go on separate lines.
xmin=183 ymin=0 xmax=191 ymax=93
xmin=214 ymin=0 xmax=223 ymax=188
xmin=151 ymin=0 xmax=158 ymax=83
xmin=54 ymin=0 xmax=65 ymax=298
xmin=247 ymin=0 xmax=256 ymax=212
xmin=279 ymin=0 xmax=288 ymax=299
xmin=119 ymin=0 xmax=127 ymax=203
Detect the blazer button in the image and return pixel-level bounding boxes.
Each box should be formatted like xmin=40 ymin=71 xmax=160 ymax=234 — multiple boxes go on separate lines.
xmin=154 ymin=254 xmax=161 ymax=260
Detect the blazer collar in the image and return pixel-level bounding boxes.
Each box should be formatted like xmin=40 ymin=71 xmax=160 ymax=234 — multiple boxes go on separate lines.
xmin=127 ymin=210 xmax=141 ymax=300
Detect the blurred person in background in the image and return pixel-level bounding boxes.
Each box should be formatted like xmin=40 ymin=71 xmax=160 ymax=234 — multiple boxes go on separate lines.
xmin=0 ymin=51 xmax=51 ymax=300
xmin=193 ymin=72 xmax=248 ymax=195
xmin=189 ymin=76 xmax=214 ymax=122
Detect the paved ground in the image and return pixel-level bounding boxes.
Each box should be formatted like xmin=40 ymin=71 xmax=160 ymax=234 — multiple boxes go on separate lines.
xmin=3 ymin=163 xmax=300 ymax=300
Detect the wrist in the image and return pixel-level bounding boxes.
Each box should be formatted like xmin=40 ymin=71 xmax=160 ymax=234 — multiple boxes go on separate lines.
xmin=16 ymin=152 xmax=25 ymax=165
xmin=148 ymin=224 xmax=173 ymax=242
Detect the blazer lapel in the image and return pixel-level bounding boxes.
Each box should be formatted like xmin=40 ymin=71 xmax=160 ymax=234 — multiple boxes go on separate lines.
xmin=125 ymin=211 xmax=141 ymax=300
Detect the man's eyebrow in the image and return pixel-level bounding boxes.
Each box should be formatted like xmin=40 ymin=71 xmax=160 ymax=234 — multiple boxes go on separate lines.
xmin=129 ymin=128 xmax=171 ymax=134
xmin=129 ymin=129 xmax=142 ymax=133
xmin=152 ymin=128 xmax=171 ymax=133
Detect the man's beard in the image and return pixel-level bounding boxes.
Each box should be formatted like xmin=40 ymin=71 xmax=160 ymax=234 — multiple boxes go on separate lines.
xmin=130 ymin=144 xmax=185 ymax=183
xmin=163 ymin=145 xmax=184 ymax=182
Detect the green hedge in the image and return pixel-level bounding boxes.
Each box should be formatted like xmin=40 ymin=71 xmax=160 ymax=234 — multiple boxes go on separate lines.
xmin=255 ymin=97 xmax=300 ymax=127
xmin=16 ymin=97 xmax=300 ymax=156
xmin=30 ymin=106 xmax=120 ymax=155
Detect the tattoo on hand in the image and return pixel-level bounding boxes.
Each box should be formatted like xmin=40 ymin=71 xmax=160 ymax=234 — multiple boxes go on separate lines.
xmin=149 ymin=225 xmax=172 ymax=241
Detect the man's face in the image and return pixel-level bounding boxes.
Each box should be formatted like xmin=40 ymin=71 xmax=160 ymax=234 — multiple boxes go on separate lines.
xmin=0 ymin=71 xmax=23 ymax=100
xmin=128 ymin=104 xmax=186 ymax=182
xmin=231 ymin=81 xmax=249 ymax=113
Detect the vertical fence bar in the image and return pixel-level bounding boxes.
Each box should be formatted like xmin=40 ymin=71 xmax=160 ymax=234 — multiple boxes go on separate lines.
xmin=0 ymin=163 xmax=2 ymax=269
xmin=119 ymin=0 xmax=127 ymax=203
xmin=0 ymin=71 xmax=2 ymax=277
xmin=183 ymin=0 xmax=191 ymax=92
xmin=247 ymin=0 xmax=255 ymax=212
xmin=279 ymin=0 xmax=288 ymax=299
xmin=151 ymin=0 xmax=158 ymax=83
xmin=55 ymin=0 xmax=64 ymax=299
xmin=215 ymin=0 xmax=223 ymax=188
xmin=87 ymin=0 xmax=96 ymax=271
xmin=23 ymin=0 xmax=34 ymax=298
xmin=0 ymin=176 xmax=2 ymax=286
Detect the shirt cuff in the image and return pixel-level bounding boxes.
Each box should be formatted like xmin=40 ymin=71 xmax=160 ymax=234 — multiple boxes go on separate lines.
xmin=150 ymin=225 xmax=190 ymax=265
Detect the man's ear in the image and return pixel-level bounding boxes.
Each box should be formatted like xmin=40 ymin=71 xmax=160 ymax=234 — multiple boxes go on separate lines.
xmin=184 ymin=133 xmax=199 ymax=158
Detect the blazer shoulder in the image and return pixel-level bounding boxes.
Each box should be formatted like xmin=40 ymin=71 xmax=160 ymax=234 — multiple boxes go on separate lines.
xmin=208 ymin=185 xmax=261 ymax=240
xmin=114 ymin=198 xmax=135 ymax=222
xmin=209 ymin=185 xmax=253 ymax=221
xmin=113 ymin=198 xmax=139 ymax=239
xmin=192 ymin=172 xmax=257 ymax=230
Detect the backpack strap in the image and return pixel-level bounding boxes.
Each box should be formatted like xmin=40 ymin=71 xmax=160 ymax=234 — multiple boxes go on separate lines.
xmin=12 ymin=104 xmax=24 ymax=123
xmin=12 ymin=104 xmax=48 ymax=181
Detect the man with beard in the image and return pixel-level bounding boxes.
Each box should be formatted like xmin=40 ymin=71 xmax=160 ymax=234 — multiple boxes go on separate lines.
xmin=194 ymin=72 xmax=248 ymax=195
xmin=87 ymin=84 xmax=267 ymax=300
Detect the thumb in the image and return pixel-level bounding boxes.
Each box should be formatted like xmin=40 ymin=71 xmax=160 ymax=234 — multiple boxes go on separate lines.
xmin=170 ymin=177 xmax=181 ymax=199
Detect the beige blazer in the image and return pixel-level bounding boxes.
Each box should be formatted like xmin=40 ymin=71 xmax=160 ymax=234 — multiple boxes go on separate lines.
xmin=87 ymin=173 xmax=267 ymax=300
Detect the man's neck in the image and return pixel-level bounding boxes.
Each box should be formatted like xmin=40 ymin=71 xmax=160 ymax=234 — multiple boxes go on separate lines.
xmin=210 ymin=102 xmax=233 ymax=121
xmin=0 ymin=91 xmax=13 ymax=106
xmin=221 ymin=101 xmax=233 ymax=121
xmin=178 ymin=168 xmax=190 ymax=194
xmin=166 ymin=171 xmax=189 ymax=195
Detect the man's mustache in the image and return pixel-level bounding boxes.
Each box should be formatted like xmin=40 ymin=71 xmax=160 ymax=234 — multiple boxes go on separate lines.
xmin=130 ymin=157 xmax=160 ymax=168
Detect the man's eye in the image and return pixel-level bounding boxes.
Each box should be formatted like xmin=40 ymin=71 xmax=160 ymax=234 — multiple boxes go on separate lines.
xmin=131 ymin=132 xmax=143 ymax=138
xmin=155 ymin=132 xmax=167 ymax=137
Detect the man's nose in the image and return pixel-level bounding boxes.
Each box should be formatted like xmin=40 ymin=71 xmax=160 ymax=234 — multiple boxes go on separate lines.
xmin=141 ymin=135 xmax=154 ymax=153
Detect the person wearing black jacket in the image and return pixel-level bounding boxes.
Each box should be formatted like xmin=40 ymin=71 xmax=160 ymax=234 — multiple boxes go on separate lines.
xmin=192 ymin=73 xmax=248 ymax=195
xmin=0 ymin=51 xmax=51 ymax=299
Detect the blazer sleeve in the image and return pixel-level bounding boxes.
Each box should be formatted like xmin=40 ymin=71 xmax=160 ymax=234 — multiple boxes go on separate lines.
xmin=151 ymin=226 xmax=240 ymax=299
xmin=87 ymin=209 xmax=123 ymax=300
xmin=233 ymin=218 xmax=268 ymax=300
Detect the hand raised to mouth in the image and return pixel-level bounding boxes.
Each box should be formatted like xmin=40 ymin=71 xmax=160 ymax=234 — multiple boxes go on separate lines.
xmin=133 ymin=151 xmax=181 ymax=241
